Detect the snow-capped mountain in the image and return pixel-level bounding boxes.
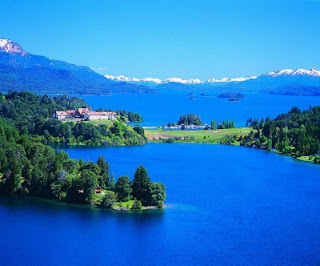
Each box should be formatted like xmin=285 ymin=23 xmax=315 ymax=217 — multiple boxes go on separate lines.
xmin=266 ymin=67 xmax=320 ymax=77
xmin=104 ymin=74 xmax=256 ymax=85
xmin=0 ymin=38 xmax=27 ymax=55
xmin=0 ymin=38 xmax=152 ymax=94
xmin=105 ymin=74 xmax=202 ymax=84
xmin=105 ymin=68 xmax=320 ymax=88
xmin=207 ymin=76 xmax=257 ymax=83
xmin=105 ymin=67 xmax=320 ymax=96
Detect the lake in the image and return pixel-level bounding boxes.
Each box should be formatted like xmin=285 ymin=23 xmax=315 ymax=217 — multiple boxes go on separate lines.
xmin=1 ymin=143 xmax=320 ymax=265
xmin=80 ymin=92 xmax=320 ymax=126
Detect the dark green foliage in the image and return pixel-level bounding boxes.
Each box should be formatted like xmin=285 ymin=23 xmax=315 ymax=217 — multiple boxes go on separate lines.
xmin=217 ymin=120 xmax=235 ymax=129
xmin=0 ymin=91 xmax=146 ymax=146
xmin=115 ymin=176 xmax=132 ymax=201
xmin=211 ymin=120 xmax=217 ymax=130
xmin=128 ymin=111 xmax=144 ymax=122
xmin=132 ymin=166 xmax=166 ymax=207
xmin=115 ymin=110 xmax=144 ymax=122
xmin=243 ymin=106 xmax=320 ymax=157
xmin=150 ymin=182 xmax=166 ymax=208
xmin=132 ymin=166 xmax=151 ymax=205
xmin=132 ymin=200 xmax=142 ymax=210
xmin=0 ymin=91 xmax=166 ymax=207
xmin=101 ymin=191 xmax=117 ymax=209
xmin=133 ymin=125 xmax=144 ymax=135
xmin=177 ymin=114 xmax=202 ymax=125
xmin=0 ymin=117 xmax=166 ymax=206
xmin=220 ymin=135 xmax=237 ymax=145
xmin=97 ymin=156 xmax=110 ymax=189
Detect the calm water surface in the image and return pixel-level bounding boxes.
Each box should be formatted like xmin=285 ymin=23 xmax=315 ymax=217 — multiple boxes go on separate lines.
xmin=81 ymin=92 xmax=320 ymax=126
xmin=1 ymin=144 xmax=320 ymax=265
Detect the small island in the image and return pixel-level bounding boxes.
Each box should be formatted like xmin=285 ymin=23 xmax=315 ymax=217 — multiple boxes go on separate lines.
xmin=218 ymin=92 xmax=245 ymax=102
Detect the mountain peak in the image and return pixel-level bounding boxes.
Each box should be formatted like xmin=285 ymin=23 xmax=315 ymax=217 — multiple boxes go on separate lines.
xmin=266 ymin=68 xmax=320 ymax=77
xmin=0 ymin=38 xmax=27 ymax=55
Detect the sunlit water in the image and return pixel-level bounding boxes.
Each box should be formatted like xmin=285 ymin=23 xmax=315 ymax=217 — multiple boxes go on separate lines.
xmin=80 ymin=92 xmax=320 ymax=126
xmin=1 ymin=144 xmax=320 ymax=265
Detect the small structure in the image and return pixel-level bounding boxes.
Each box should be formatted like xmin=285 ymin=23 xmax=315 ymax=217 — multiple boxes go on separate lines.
xmin=84 ymin=111 xmax=117 ymax=121
xmin=53 ymin=111 xmax=67 ymax=120
xmin=53 ymin=107 xmax=117 ymax=121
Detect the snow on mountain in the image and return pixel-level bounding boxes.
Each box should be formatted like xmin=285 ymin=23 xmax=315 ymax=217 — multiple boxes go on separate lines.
xmin=104 ymin=75 xmax=201 ymax=84
xmin=162 ymin=77 xmax=203 ymax=84
xmin=207 ymin=76 xmax=257 ymax=83
xmin=104 ymin=75 xmax=253 ymax=85
xmin=132 ymin=77 xmax=162 ymax=84
xmin=104 ymin=67 xmax=320 ymax=86
xmin=0 ymin=38 xmax=27 ymax=55
xmin=266 ymin=68 xmax=320 ymax=77
xmin=104 ymin=74 xmax=131 ymax=82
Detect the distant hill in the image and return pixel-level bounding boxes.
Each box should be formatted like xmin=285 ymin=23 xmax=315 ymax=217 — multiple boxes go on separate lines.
xmin=269 ymin=84 xmax=320 ymax=96
xmin=0 ymin=38 xmax=153 ymax=95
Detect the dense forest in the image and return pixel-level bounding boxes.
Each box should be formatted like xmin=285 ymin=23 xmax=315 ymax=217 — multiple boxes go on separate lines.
xmin=0 ymin=91 xmax=146 ymax=146
xmin=242 ymin=106 xmax=320 ymax=163
xmin=0 ymin=118 xmax=165 ymax=209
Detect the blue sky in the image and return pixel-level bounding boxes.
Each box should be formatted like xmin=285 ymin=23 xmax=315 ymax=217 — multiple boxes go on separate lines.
xmin=1 ymin=0 xmax=319 ymax=79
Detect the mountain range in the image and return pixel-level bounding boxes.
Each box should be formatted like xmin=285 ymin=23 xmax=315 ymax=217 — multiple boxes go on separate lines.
xmin=0 ymin=38 xmax=152 ymax=95
xmin=106 ymin=68 xmax=320 ymax=96
xmin=1 ymin=38 xmax=320 ymax=96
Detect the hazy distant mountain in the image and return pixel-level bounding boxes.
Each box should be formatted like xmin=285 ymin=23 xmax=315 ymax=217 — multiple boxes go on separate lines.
xmin=0 ymin=38 xmax=152 ymax=94
xmin=105 ymin=68 xmax=320 ymax=96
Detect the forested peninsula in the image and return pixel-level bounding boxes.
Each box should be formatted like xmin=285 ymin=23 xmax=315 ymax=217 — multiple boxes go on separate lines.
xmin=0 ymin=91 xmax=165 ymax=210
xmin=242 ymin=106 xmax=320 ymax=163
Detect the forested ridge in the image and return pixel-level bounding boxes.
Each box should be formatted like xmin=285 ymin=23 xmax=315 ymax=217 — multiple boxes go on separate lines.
xmin=242 ymin=106 xmax=320 ymax=163
xmin=0 ymin=91 xmax=146 ymax=146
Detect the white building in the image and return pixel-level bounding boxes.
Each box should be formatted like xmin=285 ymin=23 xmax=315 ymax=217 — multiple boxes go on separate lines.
xmin=84 ymin=111 xmax=117 ymax=121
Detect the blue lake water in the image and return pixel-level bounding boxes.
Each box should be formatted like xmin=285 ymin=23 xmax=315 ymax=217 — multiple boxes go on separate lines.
xmin=80 ymin=92 xmax=320 ymax=126
xmin=1 ymin=92 xmax=320 ymax=265
xmin=1 ymin=144 xmax=320 ymax=265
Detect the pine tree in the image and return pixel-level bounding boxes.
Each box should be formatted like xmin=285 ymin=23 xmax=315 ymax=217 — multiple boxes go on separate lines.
xmin=132 ymin=166 xmax=151 ymax=205
xmin=97 ymin=156 xmax=110 ymax=189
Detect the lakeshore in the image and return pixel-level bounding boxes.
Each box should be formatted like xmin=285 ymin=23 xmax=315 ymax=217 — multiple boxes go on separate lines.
xmin=144 ymin=127 xmax=251 ymax=144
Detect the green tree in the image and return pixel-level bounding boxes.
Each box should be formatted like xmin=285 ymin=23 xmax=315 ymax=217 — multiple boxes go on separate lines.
xmin=97 ymin=156 xmax=110 ymax=189
xmin=132 ymin=166 xmax=152 ymax=206
xmin=110 ymin=173 xmax=115 ymax=191
xmin=101 ymin=191 xmax=116 ymax=209
xmin=115 ymin=175 xmax=132 ymax=201
xmin=177 ymin=114 xmax=202 ymax=125
xmin=211 ymin=120 xmax=216 ymax=130
xmin=132 ymin=200 xmax=142 ymax=209
xmin=150 ymin=182 xmax=166 ymax=208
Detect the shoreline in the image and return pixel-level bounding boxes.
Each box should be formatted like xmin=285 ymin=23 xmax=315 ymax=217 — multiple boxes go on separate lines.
xmin=0 ymin=194 xmax=167 ymax=213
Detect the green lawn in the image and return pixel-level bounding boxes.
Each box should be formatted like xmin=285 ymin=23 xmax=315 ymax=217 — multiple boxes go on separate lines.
xmin=145 ymin=127 xmax=251 ymax=144
xmin=84 ymin=120 xmax=114 ymax=126
xmin=297 ymin=156 xmax=314 ymax=163
xmin=114 ymin=200 xmax=136 ymax=209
